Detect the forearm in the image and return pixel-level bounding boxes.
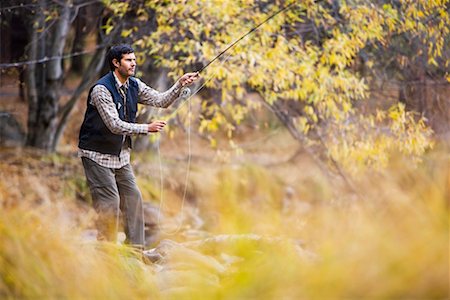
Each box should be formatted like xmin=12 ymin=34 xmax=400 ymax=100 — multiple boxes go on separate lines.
xmin=103 ymin=115 xmax=148 ymax=135
xmin=137 ymin=79 xmax=182 ymax=108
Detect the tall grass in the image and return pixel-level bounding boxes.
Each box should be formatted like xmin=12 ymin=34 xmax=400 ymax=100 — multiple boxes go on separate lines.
xmin=0 ymin=146 xmax=448 ymax=299
xmin=194 ymin=148 xmax=449 ymax=299
xmin=0 ymin=203 xmax=158 ymax=299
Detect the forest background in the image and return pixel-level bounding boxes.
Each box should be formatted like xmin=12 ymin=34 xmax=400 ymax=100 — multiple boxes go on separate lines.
xmin=0 ymin=0 xmax=449 ymax=299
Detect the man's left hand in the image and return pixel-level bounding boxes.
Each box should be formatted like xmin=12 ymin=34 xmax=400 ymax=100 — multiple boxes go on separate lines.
xmin=179 ymin=72 xmax=200 ymax=87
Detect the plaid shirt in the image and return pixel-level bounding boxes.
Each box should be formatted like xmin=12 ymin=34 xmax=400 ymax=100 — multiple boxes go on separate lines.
xmin=78 ymin=72 xmax=182 ymax=168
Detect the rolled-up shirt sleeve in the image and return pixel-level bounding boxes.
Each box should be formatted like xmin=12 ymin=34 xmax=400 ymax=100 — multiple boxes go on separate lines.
xmin=136 ymin=78 xmax=182 ymax=108
xmin=91 ymin=85 xmax=148 ymax=135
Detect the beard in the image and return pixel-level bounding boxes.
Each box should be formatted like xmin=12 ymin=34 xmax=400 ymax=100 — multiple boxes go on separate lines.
xmin=118 ymin=67 xmax=135 ymax=77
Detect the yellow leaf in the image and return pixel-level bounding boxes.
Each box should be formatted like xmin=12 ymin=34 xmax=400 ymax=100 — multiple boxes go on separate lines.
xmin=210 ymin=138 xmax=217 ymax=148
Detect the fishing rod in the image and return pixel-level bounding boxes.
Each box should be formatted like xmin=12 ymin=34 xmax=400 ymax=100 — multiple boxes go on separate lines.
xmin=166 ymin=1 xmax=298 ymax=118
xmin=157 ymin=2 xmax=298 ymax=235
xmin=196 ymin=1 xmax=296 ymax=74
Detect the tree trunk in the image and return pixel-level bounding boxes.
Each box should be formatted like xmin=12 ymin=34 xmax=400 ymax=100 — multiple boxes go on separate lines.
xmin=71 ymin=16 xmax=86 ymax=74
xmin=25 ymin=2 xmax=45 ymax=148
xmin=25 ymin=0 xmax=72 ymax=151
xmin=402 ymin=79 xmax=450 ymax=140
xmin=53 ymin=9 xmax=124 ymax=150
xmin=262 ymin=98 xmax=358 ymax=193
xmin=27 ymin=81 xmax=61 ymax=149
xmin=52 ymin=46 xmax=108 ymax=150
xmin=70 ymin=5 xmax=101 ymax=74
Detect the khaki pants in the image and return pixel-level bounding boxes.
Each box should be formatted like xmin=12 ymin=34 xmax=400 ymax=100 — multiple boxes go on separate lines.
xmin=81 ymin=157 xmax=144 ymax=247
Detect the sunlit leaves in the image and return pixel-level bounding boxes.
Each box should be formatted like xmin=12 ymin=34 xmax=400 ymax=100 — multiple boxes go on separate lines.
xmin=102 ymin=0 xmax=129 ymax=18
xmin=397 ymin=0 xmax=449 ymax=67
xmin=327 ymin=103 xmax=433 ymax=173
xmin=102 ymin=0 xmax=440 ymax=171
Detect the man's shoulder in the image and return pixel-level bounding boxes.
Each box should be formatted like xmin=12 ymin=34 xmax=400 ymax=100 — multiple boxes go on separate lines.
xmin=92 ymin=84 xmax=109 ymax=92
xmin=87 ymin=83 xmax=106 ymax=94
xmin=89 ymin=85 xmax=111 ymax=103
xmin=96 ymin=72 xmax=114 ymax=85
xmin=91 ymin=72 xmax=114 ymax=92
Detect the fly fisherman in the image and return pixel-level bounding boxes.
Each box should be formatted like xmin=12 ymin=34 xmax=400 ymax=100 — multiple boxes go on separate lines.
xmin=78 ymin=44 xmax=199 ymax=261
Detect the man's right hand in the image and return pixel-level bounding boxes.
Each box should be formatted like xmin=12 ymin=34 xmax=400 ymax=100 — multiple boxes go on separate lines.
xmin=148 ymin=120 xmax=167 ymax=133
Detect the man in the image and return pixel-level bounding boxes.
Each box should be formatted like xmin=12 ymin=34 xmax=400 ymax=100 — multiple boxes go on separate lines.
xmin=78 ymin=44 xmax=199 ymax=254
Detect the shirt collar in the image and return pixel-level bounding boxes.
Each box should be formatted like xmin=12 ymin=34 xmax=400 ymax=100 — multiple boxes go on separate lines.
xmin=112 ymin=71 xmax=129 ymax=90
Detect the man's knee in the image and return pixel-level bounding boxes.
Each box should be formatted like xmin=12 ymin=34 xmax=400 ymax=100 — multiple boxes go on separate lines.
xmin=91 ymin=185 xmax=120 ymax=212
xmin=132 ymin=186 xmax=143 ymax=201
xmin=126 ymin=186 xmax=143 ymax=209
xmin=117 ymin=177 xmax=143 ymax=204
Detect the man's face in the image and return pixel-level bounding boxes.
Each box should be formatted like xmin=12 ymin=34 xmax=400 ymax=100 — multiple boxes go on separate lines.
xmin=114 ymin=52 xmax=136 ymax=78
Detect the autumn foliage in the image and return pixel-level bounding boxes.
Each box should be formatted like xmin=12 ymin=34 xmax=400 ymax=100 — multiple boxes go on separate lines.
xmin=0 ymin=0 xmax=449 ymax=299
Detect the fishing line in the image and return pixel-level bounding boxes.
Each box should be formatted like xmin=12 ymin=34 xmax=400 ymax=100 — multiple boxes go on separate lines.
xmin=157 ymin=0 xmax=298 ymax=121
xmin=156 ymin=51 xmax=235 ymax=235
xmin=154 ymin=1 xmax=297 ymax=235
xmin=197 ymin=1 xmax=296 ymax=73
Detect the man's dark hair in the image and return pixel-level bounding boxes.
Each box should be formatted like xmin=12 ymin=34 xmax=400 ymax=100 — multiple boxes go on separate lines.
xmin=107 ymin=44 xmax=134 ymax=71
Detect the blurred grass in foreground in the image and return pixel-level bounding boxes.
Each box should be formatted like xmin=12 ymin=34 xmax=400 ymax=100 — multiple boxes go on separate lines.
xmin=0 ymin=145 xmax=448 ymax=299
xmin=0 ymin=204 xmax=158 ymax=299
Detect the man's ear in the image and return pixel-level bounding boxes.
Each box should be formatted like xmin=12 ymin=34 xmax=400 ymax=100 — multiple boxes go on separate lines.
xmin=112 ymin=58 xmax=120 ymax=68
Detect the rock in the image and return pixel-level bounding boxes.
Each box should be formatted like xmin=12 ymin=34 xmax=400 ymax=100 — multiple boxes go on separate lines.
xmin=153 ymin=240 xmax=224 ymax=297
xmin=0 ymin=112 xmax=25 ymax=147
xmin=143 ymin=202 xmax=161 ymax=227
xmin=143 ymin=248 xmax=163 ymax=264
xmin=282 ymin=185 xmax=311 ymax=215
xmin=143 ymin=202 xmax=163 ymax=246
xmin=147 ymin=234 xmax=316 ymax=298
xmin=143 ymin=203 xmax=207 ymax=245
xmin=165 ymin=246 xmax=226 ymax=274
xmin=80 ymin=229 xmax=98 ymax=242
xmin=155 ymin=239 xmax=226 ymax=274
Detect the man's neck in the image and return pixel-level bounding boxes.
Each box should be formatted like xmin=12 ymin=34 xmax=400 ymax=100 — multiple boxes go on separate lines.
xmin=113 ymin=70 xmax=129 ymax=84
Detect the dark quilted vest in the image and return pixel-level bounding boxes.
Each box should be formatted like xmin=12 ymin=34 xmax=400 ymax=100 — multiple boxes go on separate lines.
xmin=78 ymin=72 xmax=139 ymax=156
